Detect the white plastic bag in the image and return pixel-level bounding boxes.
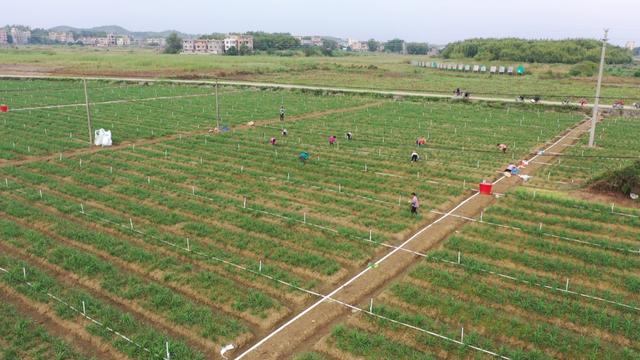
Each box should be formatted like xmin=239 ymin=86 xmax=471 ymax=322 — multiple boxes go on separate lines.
xmin=94 ymin=129 xmax=112 ymax=147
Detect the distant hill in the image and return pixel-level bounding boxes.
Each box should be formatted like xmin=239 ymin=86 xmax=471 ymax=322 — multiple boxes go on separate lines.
xmin=48 ymin=25 xmax=194 ymax=39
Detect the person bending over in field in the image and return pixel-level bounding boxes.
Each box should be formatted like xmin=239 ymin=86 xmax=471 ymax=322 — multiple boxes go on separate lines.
xmin=410 ymin=193 xmax=419 ymax=215
xmin=328 ymin=135 xmax=337 ymax=146
xmin=497 ymin=143 xmax=508 ymax=153
xmin=299 ymin=151 xmax=310 ymax=165
xmin=282 ymin=128 xmax=288 ymax=136
xmin=417 ymin=137 xmax=426 ymax=147
xmin=411 ymin=151 xmax=419 ymax=162
xmin=270 ymin=137 xmax=277 ymax=146
xmin=346 ymin=132 xmax=353 ymax=141
xmin=280 ymin=105 xmax=286 ymax=121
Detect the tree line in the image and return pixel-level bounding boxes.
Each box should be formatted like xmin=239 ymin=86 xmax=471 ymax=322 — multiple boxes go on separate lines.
xmin=441 ymin=38 xmax=633 ymax=64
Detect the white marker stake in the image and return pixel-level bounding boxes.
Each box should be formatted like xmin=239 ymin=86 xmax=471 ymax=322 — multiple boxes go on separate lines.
xmin=369 ymin=298 xmax=373 ymax=313
xmin=565 ymin=278 xmax=569 ymax=291
xmin=611 ymin=203 xmax=615 ymax=212
xmin=23 ymin=267 xmax=26 ymax=280
xmin=59 ymin=153 xmax=63 ymax=161
xmin=461 ymin=327 xmax=464 ymax=343
xmin=80 ymin=203 xmax=85 ymax=214
xmin=539 ymin=223 xmax=543 ymax=231
xmin=364 ymin=164 xmax=368 ymax=172
xmin=287 ymin=173 xmax=290 ymax=182
xmin=369 ymin=229 xmax=372 ymax=241
xmin=259 ymin=260 xmax=262 ymax=272
xmin=4 ymin=178 xmax=7 ymax=188
xmin=192 ymin=186 xmax=195 ymax=195
xmin=303 ymin=213 xmax=307 ymax=224
xmin=186 ymin=238 xmax=190 ymax=252
xmin=82 ymin=301 xmax=86 ymax=315
xmin=457 ymin=251 xmax=461 ymax=264
xmin=243 ymin=197 xmax=247 ymax=209
xmin=39 ymin=189 xmax=43 ymax=199
xmin=165 ymin=341 xmax=170 ymax=360
xmin=129 ymin=218 xmax=134 ymax=230
xmin=480 ymin=211 xmax=484 ymax=222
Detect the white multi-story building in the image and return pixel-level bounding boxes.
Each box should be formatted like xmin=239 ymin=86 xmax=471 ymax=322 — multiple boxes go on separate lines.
xmin=48 ymin=31 xmax=75 ymax=43
xmin=182 ymin=39 xmax=223 ymax=54
xmin=223 ymin=35 xmax=253 ymax=52
xmin=10 ymin=27 xmax=31 ymax=45
xmin=116 ymin=36 xmax=132 ymax=46
xmin=0 ymin=29 xmax=7 ymax=45
xmin=626 ymin=41 xmax=636 ymax=51
xmin=145 ymin=37 xmax=166 ymax=47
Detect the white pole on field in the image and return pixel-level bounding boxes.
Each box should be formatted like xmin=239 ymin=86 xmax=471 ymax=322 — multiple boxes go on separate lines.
xmin=83 ymin=79 xmax=93 ymax=147
xmin=369 ymin=298 xmax=373 ymax=313
xmin=215 ymin=81 xmax=220 ymax=130
xmin=82 ymin=301 xmax=86 ymax=315
xmin=165 ymin=341 xmax=170 ymax=360
xmin=22 ymin=267 xmax=26 ymax=280
xmin=588 ymin=29 xmax=608 ymax=148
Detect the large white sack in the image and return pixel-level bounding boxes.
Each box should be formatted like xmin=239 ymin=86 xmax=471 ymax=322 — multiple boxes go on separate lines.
xmin=94 ymin=129 xmax=112 ymax=147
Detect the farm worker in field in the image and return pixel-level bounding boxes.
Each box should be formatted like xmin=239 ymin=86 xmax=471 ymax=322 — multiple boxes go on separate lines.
xmin=329 ymin=135 xmax=337 ymax=146
xmin=346 ymin=132 xmax=353 ymax=141
xmin=270 ymin=137 xmax=277 ymax=146
xmin=503 ymin=164 xmax=518 ymax=177
xmin=454 ymin=88 xmax=461 ymax=96
xmin=280 ymin=105 xmax=286 ymax=121
xmin=579 ymin=98 xmax=587 ymax=107
xmin=282 ymin=128 xmax=288 ymax=137
xmin=299 ymin=151 xmax=310 ymax=164
xmin=410 ymin=193 xmax=419 ymax=215
xmin=410 ymin=151 xmax=419 ymax=162
xmin=417 ymin=137 xmax=426 ymax=147
xmin=497 ymin=143 xmax=508 ymax=153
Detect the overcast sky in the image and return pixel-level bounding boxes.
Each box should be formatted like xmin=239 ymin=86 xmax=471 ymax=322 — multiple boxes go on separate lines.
xmin=2 ymin=0 xmax=638 ymax=45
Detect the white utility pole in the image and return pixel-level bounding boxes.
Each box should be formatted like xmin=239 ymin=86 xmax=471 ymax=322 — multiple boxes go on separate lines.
xmin=83 ymin=79 xmax=93 ymax=147
xmin=588 ymin=29 xmax=608 ymax=148
xmin=215 ymin=81 xmax=220 ymax=130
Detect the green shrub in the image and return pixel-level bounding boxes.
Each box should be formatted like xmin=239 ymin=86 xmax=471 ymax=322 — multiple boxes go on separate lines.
xmin=569 ymin=61 xmax=598 ymax=76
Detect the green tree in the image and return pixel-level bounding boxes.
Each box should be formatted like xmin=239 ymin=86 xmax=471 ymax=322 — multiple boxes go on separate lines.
xmin=384 ymin=39 xmax=404 ymax=53
xmin=247 ymin=31 xmax=300 ymax=51
xmin=226 ymin=46 xmax=238 ymax=55
xmin=406 ymin=42 xmax=429 ymax=55
xmin=321 ymin=39 xmax=338 ymax=56
xmin=163 ymin=32 xmax=183 ymax=54
xmin=239 ymin=44 xmax=251 ymax=55
xmin=367 ymin=39 xmax=379 ymax=52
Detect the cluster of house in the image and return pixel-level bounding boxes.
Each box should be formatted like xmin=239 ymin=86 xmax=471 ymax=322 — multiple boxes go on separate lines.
xmin=0 ymin=27 xmax=32 ymax=45
xmin=182 ymin=35 xmax=254 ymax=54
xmin=0 ymin=27 xmax=166 ymax=48
xmin=413 ymin=61 xmax=526 ymax=75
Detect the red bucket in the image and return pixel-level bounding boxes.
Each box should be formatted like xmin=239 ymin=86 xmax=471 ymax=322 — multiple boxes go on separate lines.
xmin=0 ymin=105 xmax=8 ymax=112
xmin=479 ymin=182 xmax=493 ymax=195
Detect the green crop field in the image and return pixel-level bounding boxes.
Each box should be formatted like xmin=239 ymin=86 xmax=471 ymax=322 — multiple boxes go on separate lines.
xmin=1 ymin=78 xmax=638 ymax=360
xmin=1 ymin=47 xmax=640 ymax=103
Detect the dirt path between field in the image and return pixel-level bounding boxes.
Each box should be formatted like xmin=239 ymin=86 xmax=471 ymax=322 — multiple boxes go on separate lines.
xmin=0 ymin=74 xmax=618 ymax=110
xmin=234 ymin=117 xmax=594 ymax=359
xmin=0 ymin=283 xmax=126 ymax=360
xmin=0 ymin=100 xmax=383 ymax=169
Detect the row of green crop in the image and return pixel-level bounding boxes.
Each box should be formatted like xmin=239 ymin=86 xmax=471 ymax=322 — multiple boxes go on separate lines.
xmin=526 ymin=116 xmax=640 ymax=189
xmin=1 ymin=85 xmax=371 ymax=159
xmin=0 ymin=254 xmax=205 ymax=360
xmin=0 ymin=300 xmax=89 ymax=360
xmin=1 ymin=164 xmax=328 ymax=290
xmin=0 ymin=199 xmax=254 ymax=346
